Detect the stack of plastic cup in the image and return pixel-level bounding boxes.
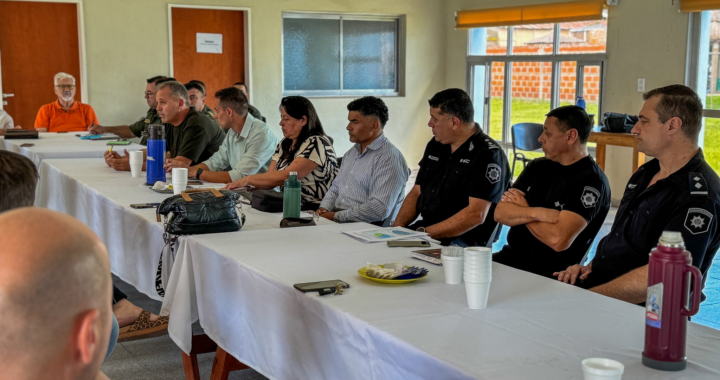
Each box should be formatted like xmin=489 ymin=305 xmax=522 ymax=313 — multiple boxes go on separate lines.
xmin=129 ymin=151 xmax=144 ymax=178
xmin=581 ymin=358 xmax=624 ymax=380
xmin=463 ymin=247 xmax=492 ymax=309
xmin=171 ymin=168 xmax=188 ymax=195
xmin=441 ymin=246 xmax=464 ymax=284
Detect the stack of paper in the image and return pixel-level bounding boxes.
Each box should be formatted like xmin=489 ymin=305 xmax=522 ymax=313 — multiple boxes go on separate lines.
xmin=342 ymin=227 xmax=428 ymax=244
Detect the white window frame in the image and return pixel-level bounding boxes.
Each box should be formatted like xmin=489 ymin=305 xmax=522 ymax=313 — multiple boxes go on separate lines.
xmin=466 ymin=24 xmax=607 ymax=145
xmin=686 ymin=11 xmax=714 ymax=148
xmin=281 ymin=12 xmax=402 ymax=97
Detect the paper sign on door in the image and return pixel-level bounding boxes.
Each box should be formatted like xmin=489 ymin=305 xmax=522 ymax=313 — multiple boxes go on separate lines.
xmin=196 ymin=33 xmax=222 ymax=54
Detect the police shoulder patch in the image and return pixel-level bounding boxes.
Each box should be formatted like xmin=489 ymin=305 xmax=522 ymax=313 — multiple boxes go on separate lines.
xmin=486 ymin=163 xmax=501 ymax=184
xmin=684 ymin=207 xmax=713 ymax=235
xmin=580 ymin=186 xmax=600 ymax=208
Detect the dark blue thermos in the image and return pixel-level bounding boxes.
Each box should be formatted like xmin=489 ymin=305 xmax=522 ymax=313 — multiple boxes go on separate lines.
xmin=146 ymin=124 xmax=166 ymax=185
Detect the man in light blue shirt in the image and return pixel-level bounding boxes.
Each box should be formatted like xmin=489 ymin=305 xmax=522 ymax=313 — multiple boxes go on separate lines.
xmin=317 ymin=97 xmax=410 ymax=225
xmin=166 ymin=87 xmax=278 ymax=183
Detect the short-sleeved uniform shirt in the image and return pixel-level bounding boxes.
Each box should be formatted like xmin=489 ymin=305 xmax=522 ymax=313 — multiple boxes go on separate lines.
xmin=494 ymin=156 xmax=611 ymax=279
xmin=587 ymin=149 xmax=720 ymax=299
xmin=198 ymin=105 xmax=221 ymax=128
xmin=272 ymin=135 xmax=338 ymax=205
xmin=413 ymin=127 xmax=511 ymax=247
xmin=128 ymin=108 xmax=162 ymax=145
xmin=165 ymin=108 xmax=225 ymax=166
xmin=34 ymin=100 xmax=99 ymax=132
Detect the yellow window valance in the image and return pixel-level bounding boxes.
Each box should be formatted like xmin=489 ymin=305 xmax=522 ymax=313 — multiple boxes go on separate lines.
xmin=680 ymin=0 xmax=720 ymax=12
xmin=455 ymin=0 xmax=605 ymax=29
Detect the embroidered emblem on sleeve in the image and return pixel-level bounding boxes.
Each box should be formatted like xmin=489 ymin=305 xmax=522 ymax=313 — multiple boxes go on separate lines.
xmin=486 ymin=164 xmax=501 ymax=184
xmin=581 ymin=186 xmax=600 ymax=208
xmin=684 ymin=208 xmax=713 ymax=235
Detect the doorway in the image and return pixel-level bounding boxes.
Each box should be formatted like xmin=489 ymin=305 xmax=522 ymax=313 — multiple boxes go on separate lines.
xmin=0 ymin=0 xmax=85 ymax=129
xmin=169 ymin=5 xmax=249 ymax=103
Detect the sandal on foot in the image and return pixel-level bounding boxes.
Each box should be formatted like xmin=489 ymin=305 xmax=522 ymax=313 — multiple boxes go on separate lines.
xmin=118 ymin=310 xmax=169 ymax=342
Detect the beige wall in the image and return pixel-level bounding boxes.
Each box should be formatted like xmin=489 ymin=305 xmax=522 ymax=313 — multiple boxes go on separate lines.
xmin=82 ymin=0 xmax=446 ymax=167
xmin=443 ymin=0 xmax=691 ymax=201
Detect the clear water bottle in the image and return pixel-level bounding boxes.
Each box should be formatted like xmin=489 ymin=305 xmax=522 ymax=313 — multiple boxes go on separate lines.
xmin=576 ymin=96 xmax=586 ymax=109
xmin=283 ymin=171 xmax=301 ymax=218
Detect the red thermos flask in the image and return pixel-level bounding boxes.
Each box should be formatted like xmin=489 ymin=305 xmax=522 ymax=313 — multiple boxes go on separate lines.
xmin=642 ymin=231 xmax=702 ymax=371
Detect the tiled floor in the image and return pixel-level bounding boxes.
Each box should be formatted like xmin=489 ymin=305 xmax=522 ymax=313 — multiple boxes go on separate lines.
xmin=102 ymin=172 xmax=720 ymax=379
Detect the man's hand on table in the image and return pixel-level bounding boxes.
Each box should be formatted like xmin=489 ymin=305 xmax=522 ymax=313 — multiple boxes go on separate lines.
xmin=88 ymin=124 xmax=105 ymax=135
xmin=316 ymin=208 xmax=335 ymax=221
xmin=553 ymin=263 xmax=592 ymax=285
xmin=104 ymin=149 xmax=131 ymax=171
xmin=165 ymin=159 xmax=191 ymax=175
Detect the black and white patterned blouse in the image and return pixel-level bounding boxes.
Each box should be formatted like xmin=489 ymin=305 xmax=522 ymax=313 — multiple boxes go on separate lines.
xmin=272 ymin=135 xmax=338 ymax=205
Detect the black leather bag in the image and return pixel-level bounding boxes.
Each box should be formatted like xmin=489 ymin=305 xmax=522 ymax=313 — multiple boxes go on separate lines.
xmin=252 ymin=190 xmax=284 ymax=213
xmin=154 ymin=189 xmax=245 ymax=297
xmin=601 ymin=112 xmax=639 ymax=133
xmin=157 ymin=188 xmax=245 ymax=235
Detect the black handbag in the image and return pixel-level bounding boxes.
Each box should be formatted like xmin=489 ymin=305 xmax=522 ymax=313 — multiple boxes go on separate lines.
xmin=154 ymin=189 xmax=246 ymax=296
xmin=601 ymin=112 xmax=639 ymax=133
xmin=157 ymin=188 xmax=245 ymax=234
xmin=252 ymin=189 xmax=284 ymax=212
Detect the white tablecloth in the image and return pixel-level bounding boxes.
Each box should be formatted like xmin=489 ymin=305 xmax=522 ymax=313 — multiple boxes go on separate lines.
xmin=36 ymin=158 xmax=332 ymax=300
xmin=0 ymin=132 xmax=141 ymax=165
xmin=161 ymin=223 xmax=720 ymax=380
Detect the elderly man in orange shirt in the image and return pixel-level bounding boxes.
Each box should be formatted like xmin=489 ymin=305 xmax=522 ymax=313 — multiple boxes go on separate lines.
xmin=34 ymin=72 xmax=99 ymax=133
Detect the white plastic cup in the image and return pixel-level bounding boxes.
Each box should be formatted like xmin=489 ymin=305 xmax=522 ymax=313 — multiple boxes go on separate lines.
xmin=441 ymin=255 xmax=464 ymax=284
xmin=129 ymin=151 xmax=144 ymax=177
xmin=172 ymin=168 xmax=188 ymax=195
xmin=581 ymin=358 xmax=624 ymax=380
xmin=465 ymin=281 xmax=491 ymax=309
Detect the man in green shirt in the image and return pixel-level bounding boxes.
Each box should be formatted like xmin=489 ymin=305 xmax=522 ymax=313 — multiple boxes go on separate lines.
xmin=233 ymin=82 xmax=263 ymax=121
xmin=166 ymin=87 xmax=279 ymax=183
xmin=88 ymin=75 xmax=166 ymax=145
xmin=105 ymin=81 xmax=225 ymax=170
xmin=185 ymin=80 xmax=221 ymax=127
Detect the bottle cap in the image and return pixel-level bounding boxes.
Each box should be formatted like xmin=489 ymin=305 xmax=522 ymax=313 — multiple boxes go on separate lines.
xmin=658 ymin=231 xmax=685 ymax=248
xmin=290 ymin=171 xmax=297 ymax=176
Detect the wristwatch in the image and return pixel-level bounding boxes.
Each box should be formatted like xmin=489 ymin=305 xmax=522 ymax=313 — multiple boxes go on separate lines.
xmin=416 ymin=227 xmax=426 ymax=232
xmin=195 ymin=168 xmax=203 ymax=180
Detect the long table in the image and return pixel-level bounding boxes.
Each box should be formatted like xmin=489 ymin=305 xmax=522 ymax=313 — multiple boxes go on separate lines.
xmin=37 ymin=158 xmax=720 ymax=379
xmin=161 ymin=223 xmax=720 ymax=379
xmin=36 ymin=158 xmax=332 ymax=300
xmin=1 ymin=132 xmax=141 ymax=164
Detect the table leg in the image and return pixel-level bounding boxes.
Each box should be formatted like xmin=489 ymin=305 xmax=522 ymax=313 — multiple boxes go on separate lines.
xmin=595 ymin=143 xmax=606 ymax=172
xmin=210 ymin=347 xmax=249 ymax=380
xmin=181 ymin=334 xmax=219 ymax=380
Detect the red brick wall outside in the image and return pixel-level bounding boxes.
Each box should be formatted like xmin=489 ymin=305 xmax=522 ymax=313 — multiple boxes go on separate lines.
xmin=488 ymin=45 xmax=603 ymax=102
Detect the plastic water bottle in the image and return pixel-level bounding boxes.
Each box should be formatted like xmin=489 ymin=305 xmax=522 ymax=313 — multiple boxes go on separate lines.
xmin=146 ymin=124 xmax=166 ymax=185
xmin=576 ymin=96 xmax=586 ymax=109
xmin=283 ymin=171 xmax=301 ymax=218
xmin=642 ymin=231 xmax=702 ymax=371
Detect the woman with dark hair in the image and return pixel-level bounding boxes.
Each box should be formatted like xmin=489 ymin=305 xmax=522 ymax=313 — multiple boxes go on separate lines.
xmin=224 ymin=96 xmax=338 ymax=209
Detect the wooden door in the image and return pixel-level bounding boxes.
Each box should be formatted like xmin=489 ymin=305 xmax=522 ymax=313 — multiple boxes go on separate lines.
xmin=0 ymin=1 xmax=81 ymax=129
xmin=171 ymin=8 xmax=245 ymax=101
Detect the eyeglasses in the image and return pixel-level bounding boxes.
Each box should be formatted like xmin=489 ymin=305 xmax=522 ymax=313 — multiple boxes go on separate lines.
xmin=144 ymin=92 xmax=157 ymax=97
xmin=56 ymin=85 xmax=75 ymax=90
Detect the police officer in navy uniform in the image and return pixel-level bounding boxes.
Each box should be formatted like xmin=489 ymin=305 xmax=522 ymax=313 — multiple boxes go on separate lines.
xmin=393 ymin=88 xmax=510 ymax=247
xmin=493 ymin=106 xmax=611 ymax=279
xmin=556 ymin=85 xmax=720 ymax=303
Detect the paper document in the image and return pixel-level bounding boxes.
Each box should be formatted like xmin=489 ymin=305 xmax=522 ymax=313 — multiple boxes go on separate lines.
xmin=196 ymin=33 xmax=222 ymax=54
xmin=342 ymin=227 xmax=427 ymax=244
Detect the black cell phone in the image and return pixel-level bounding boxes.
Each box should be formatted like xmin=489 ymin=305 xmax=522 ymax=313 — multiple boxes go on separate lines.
xmin=294 ymin=280 xmax=349 ymax=292
xmin=20 ymin=143 xmax=35 ymax=147
xmin=130 ymin=203 xmax=161 ymax=209
xmin=187 ymin=180 xmax=202 ymax=185
xmin=387 ymin=240 xmax=431 ymax=247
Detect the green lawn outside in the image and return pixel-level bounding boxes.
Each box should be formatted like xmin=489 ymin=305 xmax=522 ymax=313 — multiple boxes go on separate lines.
xmin=489 ymin=98 xmax=720 ymax=177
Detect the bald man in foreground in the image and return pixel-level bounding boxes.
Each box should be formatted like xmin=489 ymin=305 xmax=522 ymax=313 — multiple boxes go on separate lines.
xmin=0 ymin=208 xmax=112 ymax=380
